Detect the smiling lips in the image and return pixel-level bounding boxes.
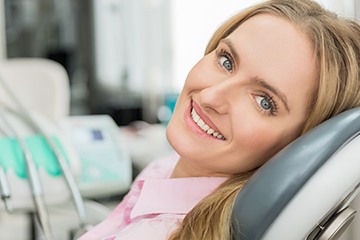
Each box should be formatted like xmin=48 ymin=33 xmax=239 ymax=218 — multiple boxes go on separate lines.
xmin=190 ymin=108 xmax=226 ymax=140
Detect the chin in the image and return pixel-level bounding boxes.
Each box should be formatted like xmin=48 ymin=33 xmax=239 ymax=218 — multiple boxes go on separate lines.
xmin=166 ymin=121 xmax=190 ymax=158
xmin=165 ymin=119 xmax=179 ymax=149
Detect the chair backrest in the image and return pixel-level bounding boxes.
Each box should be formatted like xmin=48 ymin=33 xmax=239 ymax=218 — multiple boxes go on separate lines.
xmin=231 ymin=107 xmax=360 ymax=240
xmin=0 ymin=58 xmax=70 ymax=121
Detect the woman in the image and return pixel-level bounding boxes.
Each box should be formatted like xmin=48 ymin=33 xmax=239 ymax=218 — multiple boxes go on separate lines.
xmin=80 ymin=0 xmax=360 ymax=239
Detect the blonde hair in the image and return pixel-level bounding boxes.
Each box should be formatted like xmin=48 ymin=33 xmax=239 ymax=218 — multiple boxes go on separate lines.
xmin=169 ymin=0 xmax=360 ymax=239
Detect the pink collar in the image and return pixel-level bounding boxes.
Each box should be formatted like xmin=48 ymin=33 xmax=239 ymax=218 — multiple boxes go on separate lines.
xmin=130 ymin=177 xmax=228 ymax=219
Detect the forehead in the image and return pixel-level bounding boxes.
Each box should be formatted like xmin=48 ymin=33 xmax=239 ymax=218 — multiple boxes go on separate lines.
xmin=228 ymin=14 xmax=313 ymax=67
xmin=226 ymin=14 xmax=318 ymax=109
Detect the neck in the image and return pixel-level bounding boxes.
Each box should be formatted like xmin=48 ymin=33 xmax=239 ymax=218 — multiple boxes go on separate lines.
xmin=170 ymin=157 xmax=227 ymax=178
xmin=170 ymin=159 xmax=192 ymax=178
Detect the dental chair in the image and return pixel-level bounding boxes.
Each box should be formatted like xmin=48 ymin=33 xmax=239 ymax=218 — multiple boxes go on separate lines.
xmin=0 ymin=58 xmax=110 ymax=239
xmin=0 ymin=58 xmax=70 ymax=122
xmin=232 ymin=107 xmax=360 ymax=240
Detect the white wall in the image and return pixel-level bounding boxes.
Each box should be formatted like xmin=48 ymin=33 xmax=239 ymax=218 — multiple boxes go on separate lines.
xmin=317 ymin=0 xmax=356 ymax=17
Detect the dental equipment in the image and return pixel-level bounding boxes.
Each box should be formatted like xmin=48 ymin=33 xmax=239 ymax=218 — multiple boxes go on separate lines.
xmin=0 ymin=122 xmax=12 ymax=213
xmin=0 ymin=73 xmax=91 ymax=238
xmin=0 ymin=107 xmax=55 ymax=240
xmin=0 ymin=165 xmax=12 ymax=213
xmin=0 ymin=118 xmax=13 ymax=215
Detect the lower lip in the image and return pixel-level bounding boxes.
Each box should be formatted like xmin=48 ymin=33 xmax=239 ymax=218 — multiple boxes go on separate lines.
xmin=184 ymin=102 xmax=218 ymax=140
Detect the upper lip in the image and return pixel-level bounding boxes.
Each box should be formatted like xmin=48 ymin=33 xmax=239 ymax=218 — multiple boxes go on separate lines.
xmin=191 ymin=100 xmax=223 ymax=135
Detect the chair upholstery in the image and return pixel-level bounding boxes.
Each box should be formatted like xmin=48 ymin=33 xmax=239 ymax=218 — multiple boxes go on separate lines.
xmin=0 ymin=58 xmax=70 ymax=121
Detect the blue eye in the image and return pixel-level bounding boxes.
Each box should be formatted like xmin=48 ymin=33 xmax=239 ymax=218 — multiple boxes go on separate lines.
xmin=254 ymin=95 xmax=277 ymax=115
xmin=219 ymin=56 xmax=233 ymax=71
xmin=260 ymin=97 xmax=271 ymax=110
xmin=216 ymin=49 xmax=234 ymax=72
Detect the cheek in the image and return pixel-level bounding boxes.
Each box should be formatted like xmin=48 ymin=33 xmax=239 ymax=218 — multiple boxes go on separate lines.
xmin=166 ymin=93 xmax=192 ymax=151
xmin=231 ymin=122 xmax=297 ymax=167
xmin=237 ymin=128 xmax=281 ymax=155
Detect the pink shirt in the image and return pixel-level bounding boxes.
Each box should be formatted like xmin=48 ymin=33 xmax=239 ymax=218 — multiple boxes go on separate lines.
xmin=79 ymin=156 xmax=227 ymax=240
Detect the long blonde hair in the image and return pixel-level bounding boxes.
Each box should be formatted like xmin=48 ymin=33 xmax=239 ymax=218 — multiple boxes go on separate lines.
xmin=169 ymin=0 xmax=360 ymax=239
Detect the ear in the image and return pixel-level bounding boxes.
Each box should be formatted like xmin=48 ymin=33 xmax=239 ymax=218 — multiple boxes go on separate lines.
xmin=231 ymin=107 xmax=360 ymax=240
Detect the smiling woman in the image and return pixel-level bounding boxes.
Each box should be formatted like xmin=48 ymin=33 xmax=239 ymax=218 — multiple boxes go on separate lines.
xmin=79 ymin=0 xmax=360 ymax=239
xmin=167 ymin=13 xmax=317 ymax=178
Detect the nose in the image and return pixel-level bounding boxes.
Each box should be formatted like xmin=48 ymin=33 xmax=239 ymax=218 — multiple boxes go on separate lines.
xmin=199 ymin=79 xmax=235 ymax=114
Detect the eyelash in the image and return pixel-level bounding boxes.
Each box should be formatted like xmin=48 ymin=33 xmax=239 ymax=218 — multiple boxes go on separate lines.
xmin=216 ymin=48 xmax=235 ymax=72
xmin=255 ymin=93 xmax=278 ymax=116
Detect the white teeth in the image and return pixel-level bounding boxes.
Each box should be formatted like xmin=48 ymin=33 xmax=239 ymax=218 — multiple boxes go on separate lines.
xmin=194 ymin=115 xmax=200 ymax=122
xmin=198 ymin=119 xmax=205 ymax=127
xmin=207 ymin=129 xmax=214 ymax=134
xmin=191 ymin=108 xmax=225 ymax=140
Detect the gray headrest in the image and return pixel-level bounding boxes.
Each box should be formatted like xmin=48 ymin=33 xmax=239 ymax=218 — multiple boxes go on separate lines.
xmin=231 ymin=107 xmax=360 ymax=240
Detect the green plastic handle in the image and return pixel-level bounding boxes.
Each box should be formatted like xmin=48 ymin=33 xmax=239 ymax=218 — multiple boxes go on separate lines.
xmin=0 ymin=135 xmax=69 ymax=179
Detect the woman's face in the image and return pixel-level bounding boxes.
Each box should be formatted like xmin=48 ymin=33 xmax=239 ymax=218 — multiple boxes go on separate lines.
xmin=167 ymin=14 xmax=318 ymax=177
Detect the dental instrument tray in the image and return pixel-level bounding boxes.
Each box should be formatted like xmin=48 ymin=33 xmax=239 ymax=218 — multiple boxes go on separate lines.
xmin=60 ymin=114 xmax=132 ymax=198
xmin=0 ymin=111 xmax=78 ymax=211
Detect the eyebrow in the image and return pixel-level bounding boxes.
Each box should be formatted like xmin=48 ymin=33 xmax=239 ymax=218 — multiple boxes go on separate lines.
xmin=253 ymin=77 xmax=290 ymax=113
xmin=219 ymin=38 xmax=240 ymax=64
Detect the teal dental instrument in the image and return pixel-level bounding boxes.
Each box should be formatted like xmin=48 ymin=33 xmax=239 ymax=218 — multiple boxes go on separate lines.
xmin=0 ymin=73 xmax=91 ymax=238
xmin=0 ymin=107 xmax=55 ymax=240
xmin=0 ymin=165 xmax=12 ymax=212
xmin=0 ymin=125 xmax=12 ymax=212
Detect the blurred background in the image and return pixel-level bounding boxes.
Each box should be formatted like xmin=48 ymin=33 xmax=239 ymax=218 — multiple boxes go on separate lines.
xmin=0 ymin=0 xmax=358 ymax=126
